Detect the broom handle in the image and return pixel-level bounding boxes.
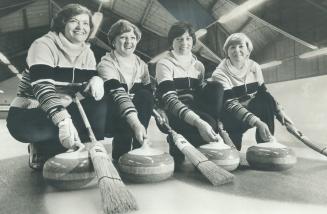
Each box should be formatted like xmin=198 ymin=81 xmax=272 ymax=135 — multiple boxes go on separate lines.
xmin=217 ymin=121 xmax=236 ymax=148
xmin=152 ymin=109 xmax=173 ymax=133
xmin=73 ymin=96 xmax=97 ymax=143
xmin=153 ymin=109 xmax=200 ymax=147
xmin=73 ymin=95 xmax=122 ymax=182
xmin=285 ymin=121 xmax=327 ymax=157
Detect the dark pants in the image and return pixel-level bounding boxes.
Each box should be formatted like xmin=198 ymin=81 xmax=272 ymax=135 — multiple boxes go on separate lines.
xmin=222 ymin=90 xmax=277 ymax=151
xmin=6 ymin=97 xmax=108 ymax=154
xmin=107 ymin=89 xmax=154 ymax=161
xmin=167 ymin=82 xmax=224 ymax=163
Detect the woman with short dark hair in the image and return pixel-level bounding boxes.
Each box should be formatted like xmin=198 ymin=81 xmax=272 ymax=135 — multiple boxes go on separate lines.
xmin=155 ymin=21 xmax=224 ymax=165
xmin=97 ymin=19 xmax=154 ymax=162
xmin=6 ymin=4 xmax=107 ymax=170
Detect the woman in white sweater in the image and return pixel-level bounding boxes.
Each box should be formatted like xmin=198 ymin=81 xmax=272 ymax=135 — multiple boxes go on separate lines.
xmin=6 ymin=4 xmax=106 ymax=170
xmin=211 ymin=33 xmax=292 ymax=150
xmin=97 ymin=19 xmax=154 ymax=162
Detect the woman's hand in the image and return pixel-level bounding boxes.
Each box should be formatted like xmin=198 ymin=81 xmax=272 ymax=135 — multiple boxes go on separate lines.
xmin=58 ymin=118 xmax=83 ymax=149
xmin=254 ymin=120 xmax=271 ymax=142
xmin=194 ymin=119 xmax=220 ymax=142
xmin=130 ymin=121 xmax=148 ymax=145
xmin=126 ymin=113 xmax=147 ymax=145
xmin=84 ymin=76 xmax=104 ymax=101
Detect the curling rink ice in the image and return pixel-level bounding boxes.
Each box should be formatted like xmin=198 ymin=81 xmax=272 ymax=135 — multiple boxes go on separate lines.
xmin=0 ymin=75 xmax=327 ymax=214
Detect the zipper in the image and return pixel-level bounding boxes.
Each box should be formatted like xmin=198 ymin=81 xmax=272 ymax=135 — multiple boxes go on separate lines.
xmin=243 ymin=70 xmax=248 ymax=95
xmin=72 ymin=66 xmax=76 ymax=83
xmin=188 ymin=75 xmax=190 ymax=89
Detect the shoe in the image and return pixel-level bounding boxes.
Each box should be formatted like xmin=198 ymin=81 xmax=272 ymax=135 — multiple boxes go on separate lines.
xmin=28 ymin=144 xmax=49 ymax=171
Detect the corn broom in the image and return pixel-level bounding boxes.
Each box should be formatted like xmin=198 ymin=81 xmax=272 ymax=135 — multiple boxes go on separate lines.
xmin=285 ymin=121 xmax=327 ymax=157
xmin=74 ymin=96 xmax=138 ymax=214
xmin=153 ymin=109 xmax=234 ymax=186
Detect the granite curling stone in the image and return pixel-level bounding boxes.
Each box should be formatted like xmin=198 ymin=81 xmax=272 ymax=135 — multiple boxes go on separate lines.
xmin=198 ymin=142 xmax=240 ymax=171
xmin=118 ymin=142 xmax=174 ymax=183
xmin=246 ymin=139 xmax=297 ymax=171
xmin=43 ymin=150 xmax=95 ymax=190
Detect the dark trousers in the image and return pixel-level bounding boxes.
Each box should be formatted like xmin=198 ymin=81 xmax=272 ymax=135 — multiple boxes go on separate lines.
xmin=167 ymin=82 xmax=224 ymax=163
xmin=107 ymin=89 xmax=154 ymax=161
xmin=6 ymin=97 xmax=108 ymax=154
xmin=222 ymin=90 xmax=277 ymax=151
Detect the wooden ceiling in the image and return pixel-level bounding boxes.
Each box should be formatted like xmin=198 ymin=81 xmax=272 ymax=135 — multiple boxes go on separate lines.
xmin=1 ymin=0 xmax=327 ymax=82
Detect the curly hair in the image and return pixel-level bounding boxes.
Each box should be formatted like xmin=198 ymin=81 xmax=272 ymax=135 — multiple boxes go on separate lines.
xmin=107 ymin=19 xmax=142 ymax=49
xmin=50 ymin=4 xmax=93 ymax=35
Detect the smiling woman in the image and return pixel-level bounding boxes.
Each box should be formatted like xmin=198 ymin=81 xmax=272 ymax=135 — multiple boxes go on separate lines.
xmin=6 ymin=4 xmax=107 ymax=171
xmin=64 ymin=14 xmax=91 ymax=44
xmin=97 ymin=19 xmax=154 ymax=162
xmin=211 ymin=33 xmax=293 ymax=150
xmin=155 ymin=21 xmax=225 ymax=166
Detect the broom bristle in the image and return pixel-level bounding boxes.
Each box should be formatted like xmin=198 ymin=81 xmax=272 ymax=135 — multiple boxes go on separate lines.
xmin=100 ymin=176 xmax=138 ymax=214
xmin=197 ymin=160 xmax=234 ymax=186
xmin=172 ymin=132 xmax=234 ymax=185
xmin=89 ymin=143 xmax=138 ymax=213
xmin=182 ymin=145 xmax=234 ymax=185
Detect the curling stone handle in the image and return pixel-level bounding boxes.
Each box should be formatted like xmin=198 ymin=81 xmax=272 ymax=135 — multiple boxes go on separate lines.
xmin=141 ymin=139 xmax=151 ymax=150
xmin=66 ymin=144 xmax=86 ymax=154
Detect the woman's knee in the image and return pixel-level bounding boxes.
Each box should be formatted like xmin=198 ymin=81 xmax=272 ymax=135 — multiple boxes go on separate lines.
xmin=134 ymin=89 xmax=154 ymax=101
xmin=7 ymin=110 xmax=56 ymax=143
xmin=207 ymin=81 xmax=224 ymax=91
xmin=205 ymin=82 xmax=224 ymax=96
xmin=256 ymin=90 xmax=276 ymax=104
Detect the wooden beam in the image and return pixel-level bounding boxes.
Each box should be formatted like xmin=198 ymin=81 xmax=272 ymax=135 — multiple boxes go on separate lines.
xmin=140 ymin=0 xmax=154 ymax=25
xmin=237 ymin=17 xmax=253 ymax=32
xmin=22 ymin=9 xmax=29 ymax=29
xmin=48 ymin=0 xmax=52 ymax=26
xmin=304 ymin=0 xmax=327 ymax=13
xmin=220 ymin=0 xmax=317 ymax=50
xmin=111 ymin=0 xmax=118 ymax=10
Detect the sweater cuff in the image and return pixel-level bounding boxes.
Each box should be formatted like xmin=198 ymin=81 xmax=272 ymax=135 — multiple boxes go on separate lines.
xmin=51 ymin=109 xmax=71 ymax=125
xmin=248 ymin=115 xmax=260 ymax=127
xmin=184 ymin=110 xmax=201 ymax=126
xmin=125 ymin=112 xmax=140 ymax=128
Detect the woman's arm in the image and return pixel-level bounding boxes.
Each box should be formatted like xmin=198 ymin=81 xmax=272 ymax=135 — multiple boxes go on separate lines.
xmin=28 ymin=41 xmax=71 ymax=125
xmin=28 ymin=40 xmax=81 ymax=148
xmin=98 ymin=57 xmax=147 ymax=144
xmin=156 ymin=60 xmax=219 ymax=142
xmin=156 ymin=61 xmax=201 ymax=125
xmin=212 ymin=64 xmax=271 ymax=141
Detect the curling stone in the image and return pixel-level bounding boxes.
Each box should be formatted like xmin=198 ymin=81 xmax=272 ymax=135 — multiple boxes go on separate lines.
xmin=198 ymin=142 xmax=240 ymax=171
xmin=246 ymin=138 xmax=297 ymax=171
xmin=118 ymin=142 xmax=174 ymax=183
xmin=43 ymin=150 xmax=95 ymax=190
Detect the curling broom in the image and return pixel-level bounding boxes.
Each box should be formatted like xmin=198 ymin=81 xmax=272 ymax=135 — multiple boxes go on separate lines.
xmin=73 ymin=96 xmax=138 ymax=214
xmin=89 ymin=1 xmax=104 ymax=39
xmin=217 ymin=120 xmax=236 ymax=149
xmin=153 ymin=109 xmax=234 ymax=186
xmin=285 ymin=121 xmax=327 ymax=157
